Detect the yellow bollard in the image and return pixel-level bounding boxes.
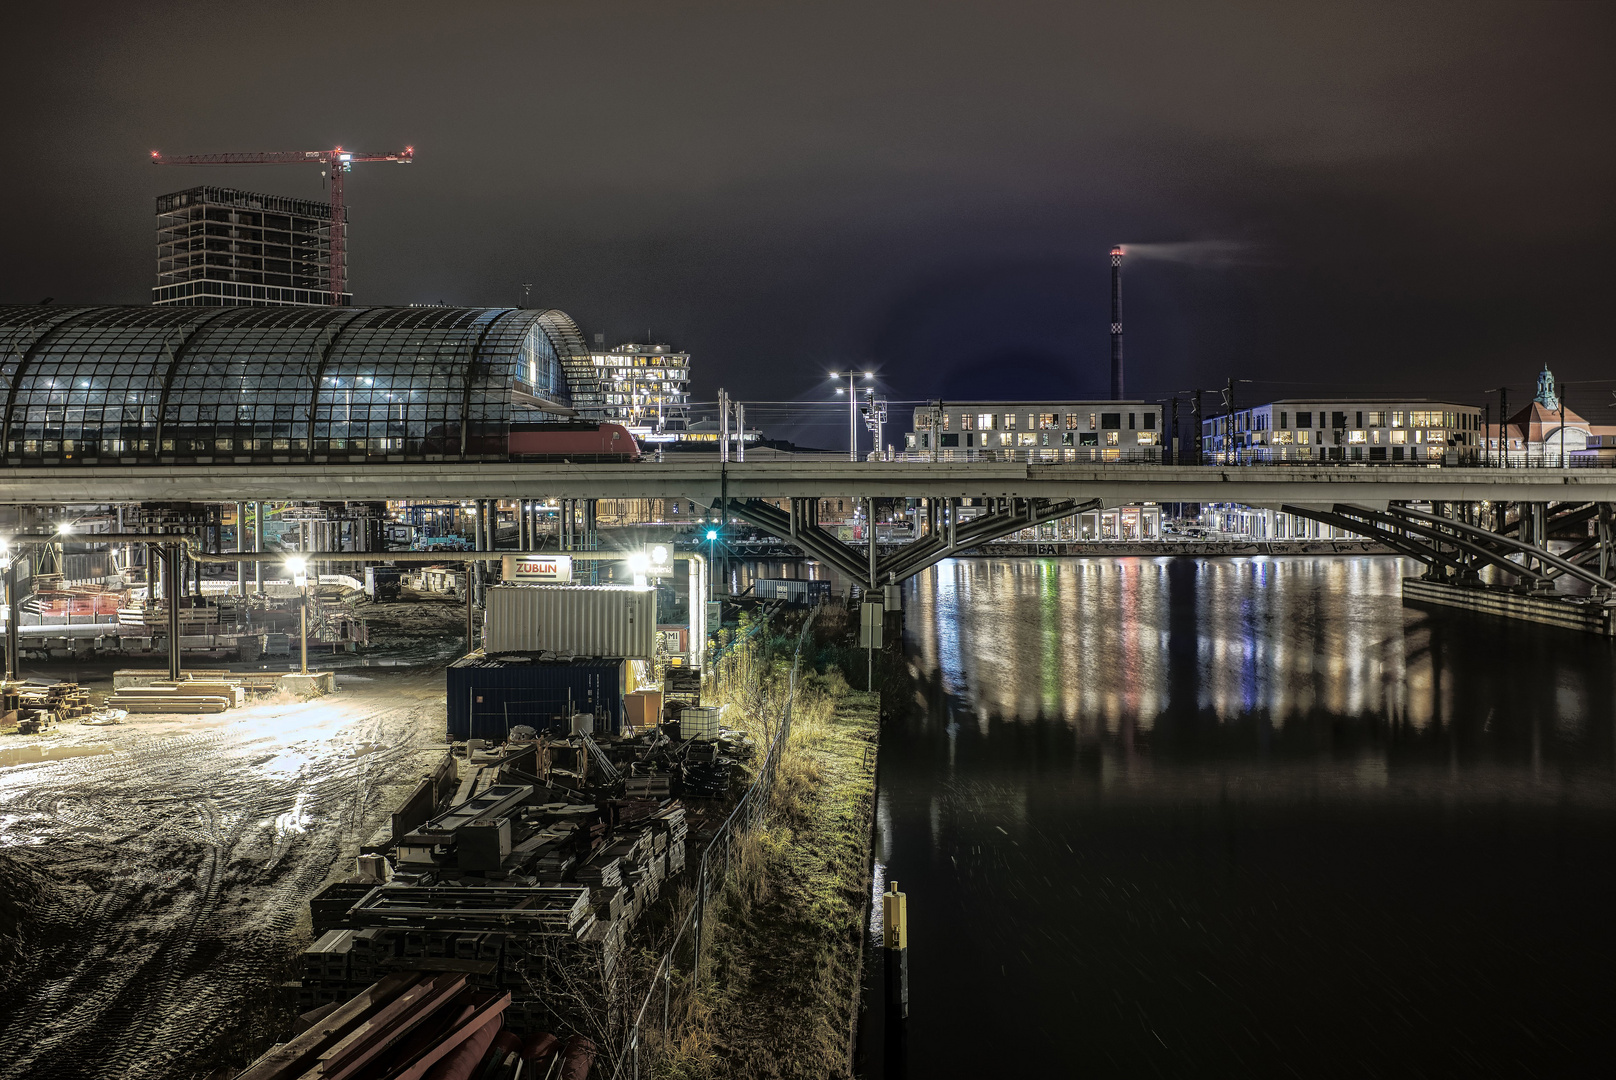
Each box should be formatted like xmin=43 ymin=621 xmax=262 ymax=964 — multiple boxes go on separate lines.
xmin=883 ymin=880 xmax=909 ymax=1019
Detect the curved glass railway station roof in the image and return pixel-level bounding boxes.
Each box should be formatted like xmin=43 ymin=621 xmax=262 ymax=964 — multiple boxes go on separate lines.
xmin=0 ymin=306 xmax=581 ymax=464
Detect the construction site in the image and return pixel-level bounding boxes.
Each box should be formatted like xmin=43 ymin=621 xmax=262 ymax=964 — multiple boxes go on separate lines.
xmin=0 ymin=551 xmax=846 ymax=1079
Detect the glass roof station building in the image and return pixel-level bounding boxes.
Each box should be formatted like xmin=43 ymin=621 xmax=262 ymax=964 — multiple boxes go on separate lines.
xmin=560 ymin=342 xmax=691 ymax=439
xmin=0 ymin=305 xmax=582 ymax=466
xmin=153 ymin=187 xmax=348 ymax=308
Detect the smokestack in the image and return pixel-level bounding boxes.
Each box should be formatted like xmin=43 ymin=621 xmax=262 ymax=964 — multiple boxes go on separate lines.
xmin=1110 ymin=246 xmax=1124 ymax=400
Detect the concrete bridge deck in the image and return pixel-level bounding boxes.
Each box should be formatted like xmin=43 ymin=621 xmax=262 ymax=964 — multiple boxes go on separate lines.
xmin=1 ymin=461 xmax=1613 ymax=506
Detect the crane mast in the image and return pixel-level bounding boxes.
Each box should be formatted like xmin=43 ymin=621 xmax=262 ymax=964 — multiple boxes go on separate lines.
xmin=151 ymin=146 xmax=413 ymax=306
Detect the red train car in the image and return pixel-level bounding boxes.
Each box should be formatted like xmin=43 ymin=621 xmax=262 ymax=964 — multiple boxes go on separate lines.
xmin=508 ymin=422 xmax=641 ymax=462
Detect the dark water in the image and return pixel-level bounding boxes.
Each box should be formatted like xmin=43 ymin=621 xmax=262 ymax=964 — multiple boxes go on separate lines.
xmin=863 ymin=556 xmax=1616 ymax=1078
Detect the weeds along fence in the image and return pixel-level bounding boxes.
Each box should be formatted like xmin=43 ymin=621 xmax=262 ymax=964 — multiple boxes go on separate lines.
xmin=610 ymin=608 xmax=818 ymax=1080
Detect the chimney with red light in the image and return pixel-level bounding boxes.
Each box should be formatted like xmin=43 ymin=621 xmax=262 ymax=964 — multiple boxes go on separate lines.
xmin=1110 ymin=245 xmax=1124 ymax=400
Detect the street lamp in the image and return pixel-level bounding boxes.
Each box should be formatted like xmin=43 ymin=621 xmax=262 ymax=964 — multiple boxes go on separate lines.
xmin=705 ymin=529 xmax=718 ymax=601
xmin=831 ymin=370 xmax=876 ymax=461
xmin=286 ymin=557 xmax=309 ymax=675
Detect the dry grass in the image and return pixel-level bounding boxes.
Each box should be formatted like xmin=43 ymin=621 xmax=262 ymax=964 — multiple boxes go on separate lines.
xmin=651 ymin=631 xmax=879 ymax=1080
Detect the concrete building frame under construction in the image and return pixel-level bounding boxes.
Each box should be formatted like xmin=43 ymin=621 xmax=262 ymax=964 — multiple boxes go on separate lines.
xmin=153 ymin=187 xmax=349 ymax=307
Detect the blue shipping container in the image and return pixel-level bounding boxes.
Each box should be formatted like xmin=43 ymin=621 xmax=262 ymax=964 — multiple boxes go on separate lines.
xmin=447 ymin=653 xmax=628 ymax=741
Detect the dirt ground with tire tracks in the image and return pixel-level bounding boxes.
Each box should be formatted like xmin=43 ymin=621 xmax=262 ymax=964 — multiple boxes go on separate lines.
xmin=0 ymin=601 xmax=464 ymax=1079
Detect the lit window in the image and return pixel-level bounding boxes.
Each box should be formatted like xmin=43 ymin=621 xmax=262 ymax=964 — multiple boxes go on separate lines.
xmin=1018 ymin=432 xmax=1037 ymax=446
xmin=976 ymin=413 xmax=994 ymax=430
xmin=1391 ymin=412 xmax=1404 ymax=428
xmin=1106 ymin=431 xmax=1119 ymax=446
xmin=1391 ymin=429 xmax=1406 ymax=445
xmin=1137 ymin=431 xmax=1156 ymax=446
xmin=1368 ymin=411 xmax=1386 ymax=427
xmin=1297 ymin=431 xmax=1310 ymax=445
xmin=1038 ymin=413 xmax=1057 ymax=429
xmin=1348 ymin=430 xmax=1367 ymax=444
xmin=961 ymin=413 xmax=975 ymax=431
xmin=1003 ymin=413 xmax=1017 ymax=430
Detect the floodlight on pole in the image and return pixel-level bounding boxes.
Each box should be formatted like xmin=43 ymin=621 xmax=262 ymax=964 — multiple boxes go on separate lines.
xmin=829 ymin=369 xmax=876 ymax=460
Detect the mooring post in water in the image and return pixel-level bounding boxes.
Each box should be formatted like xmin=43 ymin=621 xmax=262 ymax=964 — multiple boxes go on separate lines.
xmin=883 ymin=879 xmax=909 ymax=1020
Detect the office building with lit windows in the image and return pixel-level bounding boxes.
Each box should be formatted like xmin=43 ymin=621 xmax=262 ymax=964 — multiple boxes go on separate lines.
xmin=903 ymin=400 xmax=1163 ymax=461
xmin=560 ymin=343 xmax=690 ymax=437
xmin=1202 ymin=399 xmax=1483 ymax=464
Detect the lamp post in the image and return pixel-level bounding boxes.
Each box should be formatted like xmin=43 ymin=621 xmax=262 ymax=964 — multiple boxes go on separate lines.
xmin=705 ymin=529 xmax=718 ymax=601
xmin=831 ymin=370 xmax=875 ymax=461
xmin=1 ymin=539 xmax=14 ymax=685
xmin=287 ymin=557 xmax=309 ymax=675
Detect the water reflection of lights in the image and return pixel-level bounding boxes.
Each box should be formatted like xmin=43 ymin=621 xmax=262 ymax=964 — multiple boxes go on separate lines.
xmin=909 ymin=556 xmax=1428 ymax=730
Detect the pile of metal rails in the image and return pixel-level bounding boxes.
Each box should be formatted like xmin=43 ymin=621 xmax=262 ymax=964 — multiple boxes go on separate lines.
xmin=298 ymin=737 xmax=695 ymax=1051
xmin=236 ymin=969 xmax=597 ymax=1080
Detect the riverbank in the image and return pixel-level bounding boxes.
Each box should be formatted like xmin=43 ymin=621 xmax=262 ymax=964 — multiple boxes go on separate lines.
xmin=663 ymin=630 xmax=880 ymax=1079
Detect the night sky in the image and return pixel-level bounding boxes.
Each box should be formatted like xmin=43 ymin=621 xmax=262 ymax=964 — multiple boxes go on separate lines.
xmin=6 ymin=2 xmax=1614 ymax=435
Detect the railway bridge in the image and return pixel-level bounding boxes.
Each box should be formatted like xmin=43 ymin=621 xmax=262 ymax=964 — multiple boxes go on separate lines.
xmin=2 ymin=460 xmax=1615 ymax=596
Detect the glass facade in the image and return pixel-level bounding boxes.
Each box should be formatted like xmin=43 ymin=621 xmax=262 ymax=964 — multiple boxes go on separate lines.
xmin=0 ymin=306 xmax=576 ymax=464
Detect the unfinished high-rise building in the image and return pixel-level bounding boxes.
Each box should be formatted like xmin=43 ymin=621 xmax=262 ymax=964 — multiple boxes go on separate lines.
xmin=152 ymin=187 xmax=350 ymax=307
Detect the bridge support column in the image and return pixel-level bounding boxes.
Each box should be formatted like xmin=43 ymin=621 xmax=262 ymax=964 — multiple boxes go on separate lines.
xmin=253 ymin=502 xmax=263 ymax=594
xmin=164 ymin=544 xmax=181 ymax=682
xmin=1599 ymin=504 xmax=1613 ymax=583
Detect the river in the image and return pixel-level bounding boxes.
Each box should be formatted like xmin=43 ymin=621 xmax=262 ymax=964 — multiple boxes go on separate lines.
xmin=861 ymin=555 xmax=1616 ymax=1077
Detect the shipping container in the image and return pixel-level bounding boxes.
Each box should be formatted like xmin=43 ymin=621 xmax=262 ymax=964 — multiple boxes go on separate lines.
xmin=752 ymin=578 xmax=833 ymax=605
xmin=447 ymin=651 xmax=629 ymax=741
xmin=484 ymin=584 xmax=656 ymax=658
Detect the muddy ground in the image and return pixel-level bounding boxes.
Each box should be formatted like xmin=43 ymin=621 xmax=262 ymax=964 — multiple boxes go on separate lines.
xmin=0 ymin=598 xmax=467 ymax=1080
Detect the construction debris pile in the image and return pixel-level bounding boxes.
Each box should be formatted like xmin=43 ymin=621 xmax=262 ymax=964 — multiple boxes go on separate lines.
xmin=0 ymin=681 xmax=93 ymax=734
xmin=236 ymin=969 xmax=596 ymax=1080
xmin=285 ymin=721 xmax=746 ymax=1069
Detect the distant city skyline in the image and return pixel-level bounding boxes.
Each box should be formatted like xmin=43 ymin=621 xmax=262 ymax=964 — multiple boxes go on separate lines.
xmin=4 ymin=1 xmax=1613 ymax=443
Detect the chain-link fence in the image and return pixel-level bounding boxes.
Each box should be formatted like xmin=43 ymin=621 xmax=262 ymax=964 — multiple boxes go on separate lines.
xmin=609 ymin=609 xmax=816 ymax=1079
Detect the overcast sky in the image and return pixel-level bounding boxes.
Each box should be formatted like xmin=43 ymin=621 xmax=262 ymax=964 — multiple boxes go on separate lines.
xmin=6 ymin=1 xmax=1614 ymax=434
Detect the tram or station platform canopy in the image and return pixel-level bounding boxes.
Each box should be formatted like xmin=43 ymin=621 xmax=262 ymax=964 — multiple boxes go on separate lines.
xmin=0 ymin=306 xmax=583 ymax=466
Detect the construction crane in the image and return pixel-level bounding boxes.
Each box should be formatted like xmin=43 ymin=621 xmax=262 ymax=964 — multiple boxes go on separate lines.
xmin=151 ymin=146 xmax=414 ymax=305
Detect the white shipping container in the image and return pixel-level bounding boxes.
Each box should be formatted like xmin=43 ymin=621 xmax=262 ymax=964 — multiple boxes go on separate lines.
xmin=484 ymin=585 xmax=657 ymax=658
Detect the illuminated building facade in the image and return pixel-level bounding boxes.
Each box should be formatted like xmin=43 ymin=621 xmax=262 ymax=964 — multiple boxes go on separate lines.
xmin=1203 ymin=399 xmax=1483 ymax=464
xmin=1482 ymin=367 xmax=1616 ymax=466
xmin=560 ymin=343 xmax=690 ymax=437
xmin=904 ymin=400 xmax=1163 ymax=461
